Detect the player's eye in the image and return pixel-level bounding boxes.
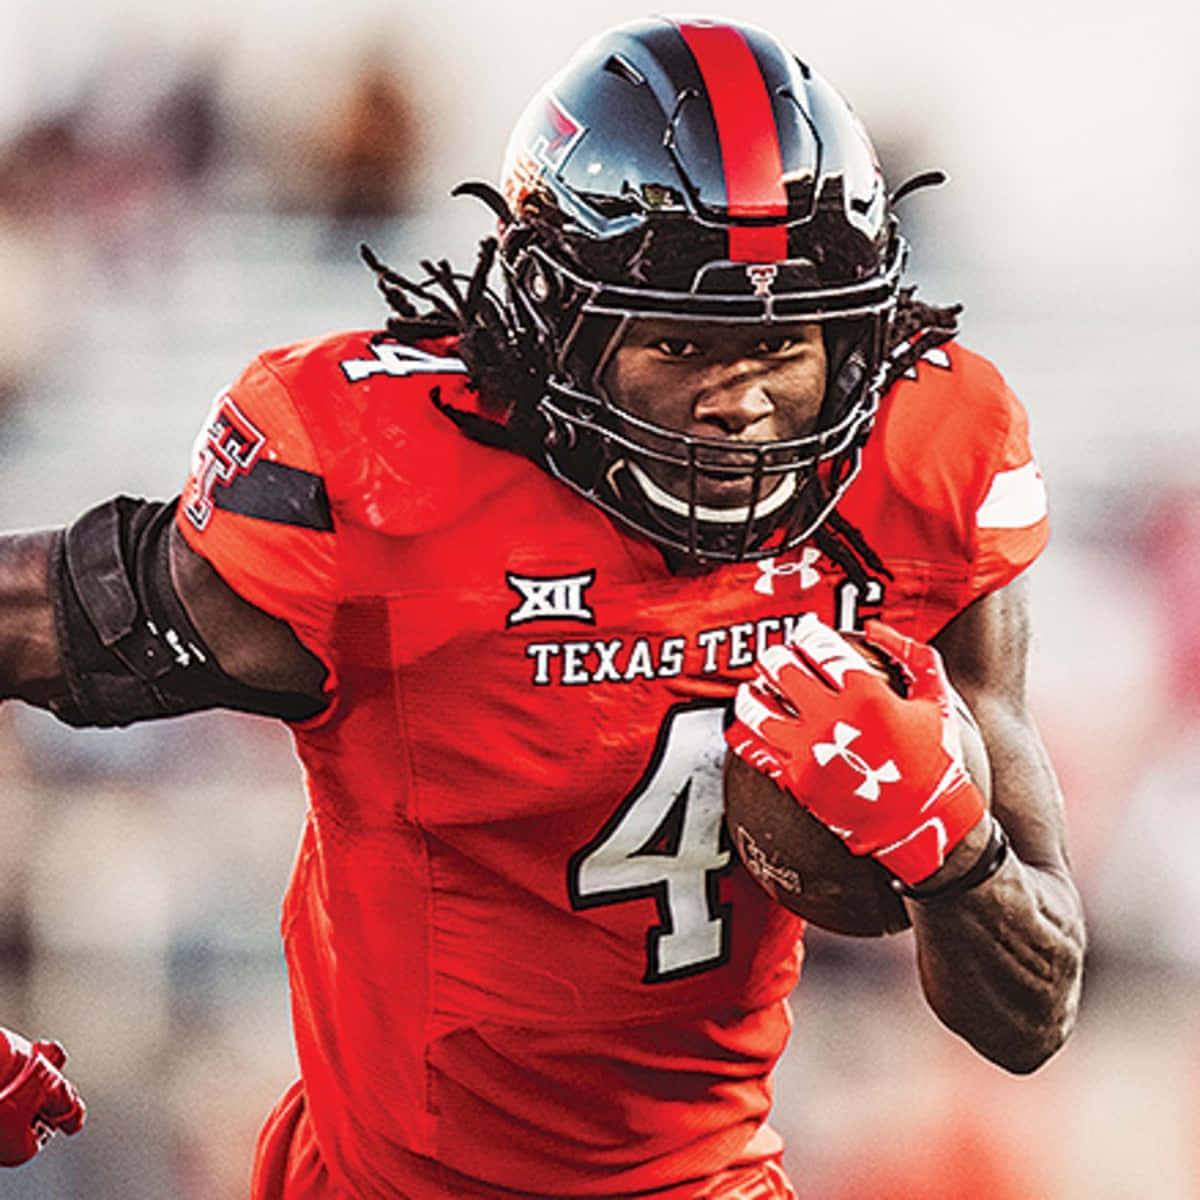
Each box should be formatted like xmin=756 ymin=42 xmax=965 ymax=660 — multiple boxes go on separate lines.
xmin=753 ymin=336 xmax=803 ymax=356
xmin=652 ymin=337 xmax=703 ymax=359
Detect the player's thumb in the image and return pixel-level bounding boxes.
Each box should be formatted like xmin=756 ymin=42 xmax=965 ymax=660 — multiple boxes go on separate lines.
xmin=862 ymin=620 xmax=947 ymax=702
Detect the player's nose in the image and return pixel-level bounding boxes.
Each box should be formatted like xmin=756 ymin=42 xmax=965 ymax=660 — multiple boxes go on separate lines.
xmin=692 ymin=370 xmax=774 ymax=435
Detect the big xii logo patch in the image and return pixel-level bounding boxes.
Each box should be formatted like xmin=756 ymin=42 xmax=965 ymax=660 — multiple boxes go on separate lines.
xmin=506 ymin=572 xmax=597 ymax=627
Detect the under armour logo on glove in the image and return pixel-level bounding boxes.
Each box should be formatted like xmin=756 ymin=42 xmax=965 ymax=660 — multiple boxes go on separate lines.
xmin=726 ymin=614 xmax=987 ymax=885
xmin=812 ymin=722 xmax=901 ymax=801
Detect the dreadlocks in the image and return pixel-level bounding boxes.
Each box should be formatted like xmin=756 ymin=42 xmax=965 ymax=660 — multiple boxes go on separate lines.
xmin=360 ymin=208 xmax=546 ymax=423
xmin=888 ymin=286 xmax=962 ymax=357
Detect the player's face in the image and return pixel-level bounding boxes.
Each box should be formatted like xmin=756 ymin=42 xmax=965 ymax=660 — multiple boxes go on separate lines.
xmin=602 ymin=319 xmax=827 ymax=508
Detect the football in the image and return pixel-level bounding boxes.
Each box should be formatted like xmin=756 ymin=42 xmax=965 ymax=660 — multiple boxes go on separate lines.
xmin=723 ymin=635 xmax=991 ymax=937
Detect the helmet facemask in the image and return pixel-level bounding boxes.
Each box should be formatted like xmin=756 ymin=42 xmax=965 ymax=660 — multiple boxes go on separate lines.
xmin=500 ymin=230 xmax=903 ymax=562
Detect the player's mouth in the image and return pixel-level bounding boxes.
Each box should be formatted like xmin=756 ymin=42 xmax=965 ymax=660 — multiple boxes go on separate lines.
xmin=625 ymin=460 xmax=796 ymax=521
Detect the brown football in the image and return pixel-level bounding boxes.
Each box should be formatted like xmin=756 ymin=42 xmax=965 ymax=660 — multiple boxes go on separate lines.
xmin=723 ymin=636 xmax=991 ymax=937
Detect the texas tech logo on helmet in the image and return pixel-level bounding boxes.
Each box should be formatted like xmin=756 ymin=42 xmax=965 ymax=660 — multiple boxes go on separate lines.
xmin=502 ymin=95 xmax=584 ymax=213
xmin=746 ymin=264 xmax=778 ymax=297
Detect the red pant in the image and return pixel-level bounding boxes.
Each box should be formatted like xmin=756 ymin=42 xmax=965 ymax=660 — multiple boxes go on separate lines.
xmin=252 ymin=1081 xmax=798 ymax=1200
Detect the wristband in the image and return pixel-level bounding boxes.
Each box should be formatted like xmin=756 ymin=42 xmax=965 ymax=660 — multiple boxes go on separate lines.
xmin=891 ymin=815 xmax=1009 ymax=902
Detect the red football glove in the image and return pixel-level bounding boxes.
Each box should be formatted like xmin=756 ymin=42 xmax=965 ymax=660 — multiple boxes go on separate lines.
xmin=0 ymin=1026 xmax=85 ymax=1166
xmin=726 ymin=615 xmax=987 ymax=885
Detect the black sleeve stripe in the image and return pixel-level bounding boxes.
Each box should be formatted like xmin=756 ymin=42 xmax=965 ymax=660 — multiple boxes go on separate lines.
xmin=213 ymin=460 xmax=334 ymax=531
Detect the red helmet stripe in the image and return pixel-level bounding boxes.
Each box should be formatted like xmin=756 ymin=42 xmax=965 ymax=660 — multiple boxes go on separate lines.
xmin=676 ymin=20 xmax=788 ymax=262
xmin=728 ymin=224 xmax=788 ymax=262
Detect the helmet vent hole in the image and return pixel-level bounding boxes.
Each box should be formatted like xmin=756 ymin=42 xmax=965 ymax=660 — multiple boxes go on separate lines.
xmin=603 ymin=54 xmax=646 ymax=87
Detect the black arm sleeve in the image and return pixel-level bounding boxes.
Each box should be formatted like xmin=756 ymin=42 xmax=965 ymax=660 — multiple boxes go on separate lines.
xmin=47 ymin=496 xmax=327 ymax=728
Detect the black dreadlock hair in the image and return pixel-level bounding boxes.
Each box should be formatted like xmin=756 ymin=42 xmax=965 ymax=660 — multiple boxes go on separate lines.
xmin=360 ymin=234 xmax=550 ymax=454
xmin=360 ymin=221 xmax=961 ymax=592
xmin=889 ymin=286 xmax=963 ymax=352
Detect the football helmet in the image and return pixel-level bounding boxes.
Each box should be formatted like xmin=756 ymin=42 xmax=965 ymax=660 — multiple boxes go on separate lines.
xmin=497 ymin=16 xmax=906 ymax=562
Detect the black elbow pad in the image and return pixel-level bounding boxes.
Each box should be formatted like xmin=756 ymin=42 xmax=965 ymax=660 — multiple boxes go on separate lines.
xmin=48 ymin=496 xmax=326 ymax=728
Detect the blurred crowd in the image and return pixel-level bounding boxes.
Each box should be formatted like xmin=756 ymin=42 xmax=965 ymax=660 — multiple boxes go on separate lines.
xmin=0 ymin=20 xmax=426 ymax=424
xmin=0 ymin=6 xmax=1197 ymax=1198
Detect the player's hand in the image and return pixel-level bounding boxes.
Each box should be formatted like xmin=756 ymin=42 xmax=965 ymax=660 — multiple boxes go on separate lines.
xmin=0 ymin=1026 xmax=85 ymax=1166
xmin=725 ymin=614 xmax=987 ymax=885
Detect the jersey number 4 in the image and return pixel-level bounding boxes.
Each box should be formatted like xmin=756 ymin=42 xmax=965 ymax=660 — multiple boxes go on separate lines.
xmin=339 ymin=342 xmax=469 ymax=382
xmin=567 ymin=703 xmax=733 ymax=984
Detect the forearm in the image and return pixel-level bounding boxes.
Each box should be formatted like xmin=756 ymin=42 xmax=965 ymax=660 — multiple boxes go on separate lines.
xmin=902 ymin=669 xmax=1087 ymax=1073
xmin=910 ymin=578 xmax=1088 ymax=1072
xmin=907 ymin=826 xmax=1085 ymax=1073
xmin=0 ymin=530 xmax=67 ymax=707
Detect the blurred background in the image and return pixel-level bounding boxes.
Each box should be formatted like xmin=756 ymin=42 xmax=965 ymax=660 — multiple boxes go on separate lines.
xmin=0 ymin=0 xmax=1196 ymax=1195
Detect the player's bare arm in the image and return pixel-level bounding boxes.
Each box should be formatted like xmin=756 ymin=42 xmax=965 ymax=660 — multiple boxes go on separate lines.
xmin=0 ymin=507 xmax=325 ymax=723
xmin=167 ymin=523 xmax=326 ymax=700
xmin=915 ymin=575 xmax=1086 ymax=1073
xmin=726 ymin=579 xmax=1084 ymax=1074
xmin=0 ymin=530 xmax=63 ymax=709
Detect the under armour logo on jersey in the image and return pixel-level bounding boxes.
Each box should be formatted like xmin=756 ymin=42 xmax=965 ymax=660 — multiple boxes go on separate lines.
xmin=755 ymin=548 xmax=821 ymax=596
xmin=812 ymin=722 xmax=901 ymax=801
xmin=183 ymin=394 xmax=266 ymax=531
xmin=506 ymin=571 xmax=596 ymax=626
xmin=746 ymin=264 xmax=778 ymax=297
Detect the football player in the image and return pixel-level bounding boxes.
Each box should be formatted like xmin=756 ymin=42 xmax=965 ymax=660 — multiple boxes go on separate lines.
xmin=0 ymin=17 xmax=1085 ymax=1198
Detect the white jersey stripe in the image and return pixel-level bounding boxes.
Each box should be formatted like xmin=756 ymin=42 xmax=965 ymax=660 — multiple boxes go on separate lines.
xmin=976 ymin=460 xmax=1047 ymax=530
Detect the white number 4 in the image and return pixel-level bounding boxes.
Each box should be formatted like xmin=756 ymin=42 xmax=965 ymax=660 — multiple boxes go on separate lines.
xmin=339 ymin=342 xmax=469 ymax=382
xmin=568 ymin=704 xmax=733 ymax=983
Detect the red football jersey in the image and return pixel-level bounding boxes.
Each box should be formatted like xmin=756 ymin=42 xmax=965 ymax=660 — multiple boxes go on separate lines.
xmin=177 ymin=332 xmax=1047 ymax=1198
